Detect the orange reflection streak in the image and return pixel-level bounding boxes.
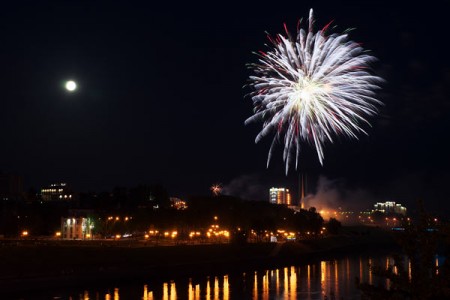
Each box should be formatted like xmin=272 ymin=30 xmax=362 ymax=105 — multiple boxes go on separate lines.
xmin=275 ymin=269 xmax=280 ymax=294
xmin=114 ymin=288 xmax=119 ymax=300
xmin=105 ymin=292 xmax=111 ymax=300
xmin=214 ymin=276 xmax=219 ymax=300
xmin=163 ymin=283 xmax=169 ymax=300
xmin=170 ymin=281 xmax=177 ymax=300
xmin=262 ymin=271 xmax=269 ymax=300
xmin=188 ymin=279 xmax=194 ymax=300
xmin=84 ymin=290 xmax=89 ymax=300
xmin=385 ymin=257 xmax=390 ymax=288
xmin=143 ymin=285 xmax=154 ymax=300
xmin=206 ymin=277 xmax=211 ymax=300
xmin=253 ymin=272 xmax=258 ymax=300
xmin=195 ymin=284 xmax=200 ymax=300
xmin=307 ymin=265 xmax=311 ymax=293
xmin=143 ymin=285 xmax=148 ymax=300
xmin=436 ymin=257 xmax=439 ymax=275
xmin=334 ymin=260 xmax=339 ymax=296
xmin=408 ymin=259 xmax=412 ymax=280
xmin=368 ymin=258 xmax=373 ymax=285
xmin=223 ymin=275 xmax=229 ymax=300
xmin=284 ymin=267 xmax=289 ymax=298
xmin=321 ymin=261 xmax=326 ymax=298
xmin=289 ymin=266 xmax=297 ymax=300
xmin=321 ymin=261 xmax=326 ymax=284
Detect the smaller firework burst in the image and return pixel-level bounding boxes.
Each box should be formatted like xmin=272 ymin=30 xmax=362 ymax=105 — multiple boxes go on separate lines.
xmin=210 ymin=184 xmax=223 ymax=196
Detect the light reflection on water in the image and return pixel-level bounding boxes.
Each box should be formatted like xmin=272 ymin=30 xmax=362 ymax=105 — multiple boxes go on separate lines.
xmin=27 ymin=254 xmax=442 ymax=300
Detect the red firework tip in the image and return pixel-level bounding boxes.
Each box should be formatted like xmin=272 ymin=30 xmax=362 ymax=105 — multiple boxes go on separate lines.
xmin=283 ymin=22 xmax=289 ymax=35
xmin=278 ymin=122 xmax=283 ymax=132
xmin=296 ymin=19 xmax=301 ymax=32
xmin=258 ymin=50 xmax=267 ymax=56
xmin=322 ymin=20 xmax=334 ymax=33
xmin=350 ymin=65 xmax=366 ymax=70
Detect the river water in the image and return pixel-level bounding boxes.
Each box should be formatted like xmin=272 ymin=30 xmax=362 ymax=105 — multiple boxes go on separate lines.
xmin=14 ymin=253 xmax=419 ymax=300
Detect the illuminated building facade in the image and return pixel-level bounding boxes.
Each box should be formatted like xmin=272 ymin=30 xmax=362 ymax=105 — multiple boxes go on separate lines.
xmin=373 ymin=201 xmax=407 ymax=216
xmin=61 ymin=217 xmax=94 ymax=240
xmin=269 ymin=188 xmax=292 ymax=205
xmin=170 ymin=197 xmax=187 ymax=210
xmin=41 ymin=183 xmax=73 ymax=201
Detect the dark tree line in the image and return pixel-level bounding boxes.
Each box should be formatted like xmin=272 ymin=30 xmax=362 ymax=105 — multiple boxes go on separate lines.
xmin=0 ymin=184 xmax=170 ymax=236
xmin=1 ymin=187 xmax=325 ymax=241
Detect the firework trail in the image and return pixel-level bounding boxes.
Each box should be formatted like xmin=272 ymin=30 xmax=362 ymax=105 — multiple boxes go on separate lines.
xmin=245 ymin=9 xmax=382 ymax=172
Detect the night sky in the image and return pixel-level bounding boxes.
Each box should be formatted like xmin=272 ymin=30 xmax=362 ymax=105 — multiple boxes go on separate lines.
xmin=1 ymin=1 xmax=449 ymax=214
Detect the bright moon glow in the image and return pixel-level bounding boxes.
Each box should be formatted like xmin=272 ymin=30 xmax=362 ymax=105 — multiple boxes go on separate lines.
xmin=65 ymin=80 xmax=77 ymax=92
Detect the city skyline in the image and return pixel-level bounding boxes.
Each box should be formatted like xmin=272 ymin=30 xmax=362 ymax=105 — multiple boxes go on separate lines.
xmin=1 ymin=1 xmax=449 ymax=215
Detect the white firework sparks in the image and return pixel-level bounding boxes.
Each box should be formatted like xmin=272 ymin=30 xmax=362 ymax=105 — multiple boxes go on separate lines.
xmin=245 ymin=9 xmax=383 ymax=172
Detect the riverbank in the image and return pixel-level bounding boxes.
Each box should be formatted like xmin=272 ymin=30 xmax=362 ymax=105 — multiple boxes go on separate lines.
xmin=0 ymin=226 xmax=398 ymax=295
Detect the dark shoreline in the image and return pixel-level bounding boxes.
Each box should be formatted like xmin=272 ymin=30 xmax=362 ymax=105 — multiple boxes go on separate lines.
xmin=0 ymin=229 xmax=399 ymax=296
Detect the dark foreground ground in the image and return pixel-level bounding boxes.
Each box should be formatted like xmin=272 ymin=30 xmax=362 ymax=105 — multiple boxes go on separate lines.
xmin=0 ymin=226 xmax=398 ymax=296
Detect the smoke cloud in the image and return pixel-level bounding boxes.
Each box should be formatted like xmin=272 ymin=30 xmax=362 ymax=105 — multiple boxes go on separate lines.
xmin=303 ymin=176 xmax=380 ymax=212
xmin=221 ymin=173 xmax=267 ymax=201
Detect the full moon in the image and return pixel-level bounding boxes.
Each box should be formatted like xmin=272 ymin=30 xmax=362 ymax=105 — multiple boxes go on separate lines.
xmin=65 ymin=80 xmax=77 ymax=92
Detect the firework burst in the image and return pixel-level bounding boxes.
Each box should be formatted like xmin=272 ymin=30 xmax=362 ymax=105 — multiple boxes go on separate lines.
xmin=210 ymin=184 xmax=222 ymax=196
xmin=245 ymin=9 xmax=382 ymax=172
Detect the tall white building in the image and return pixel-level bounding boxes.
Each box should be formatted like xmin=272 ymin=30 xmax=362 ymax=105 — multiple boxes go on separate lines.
xmin=373 ymin=201 xmax=407 ymax=216
xmin=269 ymin=187 xmax=291 ymax=205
